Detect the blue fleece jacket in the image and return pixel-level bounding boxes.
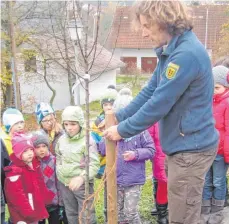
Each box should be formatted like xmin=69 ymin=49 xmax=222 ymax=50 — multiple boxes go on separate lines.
xmin=116 ymin=30 xmax=219 ymax=155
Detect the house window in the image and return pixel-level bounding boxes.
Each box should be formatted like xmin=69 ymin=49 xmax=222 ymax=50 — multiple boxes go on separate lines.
xmin=25 ymin=56 xmax=37 ymax=72
xmin=147 ymin=60 xmax=153 ymax=64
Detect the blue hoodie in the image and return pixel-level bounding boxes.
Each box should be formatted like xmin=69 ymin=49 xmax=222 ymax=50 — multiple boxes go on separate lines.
xmin=116 ymin=30 xmax=219 ymax=155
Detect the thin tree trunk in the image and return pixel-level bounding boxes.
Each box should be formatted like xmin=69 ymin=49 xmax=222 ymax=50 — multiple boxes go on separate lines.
xmin=5 ymin=84 xmax=13 ymax=108
xmin=9 ymin=1 xmax=21 ymax=110
xmin=43 ymin=58 xmax=56 ymax=106
xmin=4 ymin=61 xmax=13 ymax=108
xmin=84 ymin=5 xmax=90 ymax=224
xmin=63 ymin=31 xmax=74 ymax=105
xmin=85 ymin=77 xmax=90 ymax=224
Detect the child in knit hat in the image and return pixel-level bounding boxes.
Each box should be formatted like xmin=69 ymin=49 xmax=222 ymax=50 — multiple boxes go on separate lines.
xmin=33 ymin=132 xmax=67 ymax=224
xmin=4 ymin=133 xmax=54 ymax=224
xmin=1 ymin=108 xmax=25 ymax=224
xmin=113 ymin=87 xmax=133 ymax=112
xmin=35 ymin=102 xmax=63 ymax=155
xmin=55 ymin=106 xmax=99 ymax=224
xmin=98 ymin=88 xmax=155 ymax=224
xmin=201 ymin=65 xmax=229 ymax=223
xmin=1 ymin=108 xmax=25 ymax=155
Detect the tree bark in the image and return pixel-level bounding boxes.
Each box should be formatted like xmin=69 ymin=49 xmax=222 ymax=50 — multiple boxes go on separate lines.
xmin=85 ymin=76 xmax=90 ymax=224
xmin=63 ymin=30 xmax=74 ymax=105
xmin=9 ymin=1 xmax=21 ymax=110
xmin=43 ymin=58 xmax=56 ymax=106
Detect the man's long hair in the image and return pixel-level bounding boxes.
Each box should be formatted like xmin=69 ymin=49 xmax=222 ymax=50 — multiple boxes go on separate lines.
xmin=133 ymin=0 xmax=193 ymax=36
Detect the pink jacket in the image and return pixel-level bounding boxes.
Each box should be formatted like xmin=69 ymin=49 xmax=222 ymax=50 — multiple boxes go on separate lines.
xmin=148 ymin=123 xmax=167 ymax=182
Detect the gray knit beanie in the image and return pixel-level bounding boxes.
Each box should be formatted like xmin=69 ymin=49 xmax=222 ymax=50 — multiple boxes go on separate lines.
xmin=212 ymin=65 xmax=229 ymax=88
xmin=113 ymin=88 xmax=133 ymax=112
xmin=33 ymin=131 xmax=49 ymax=148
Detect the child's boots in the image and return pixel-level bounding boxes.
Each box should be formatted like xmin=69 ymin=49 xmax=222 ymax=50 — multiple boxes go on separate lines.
xmin=157 ymin=204 xmax=168 ymax=224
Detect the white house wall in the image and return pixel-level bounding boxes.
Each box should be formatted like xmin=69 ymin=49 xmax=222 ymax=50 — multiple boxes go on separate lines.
xmin=75 ymin=70 xmax=116 ymax=105
xmin=113 ymin=48 xmax=157 ymax=68
xmin=18 ymin=56 xmax=71 ymax=113
xmin=18 ymin=55 xmax=117 ymax=112
xmin=19 ymin=73 xmax=71 ymax=113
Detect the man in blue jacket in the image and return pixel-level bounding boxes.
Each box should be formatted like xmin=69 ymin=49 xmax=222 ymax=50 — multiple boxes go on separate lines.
xmin=104 ymin=1 xmax=219 ymax=223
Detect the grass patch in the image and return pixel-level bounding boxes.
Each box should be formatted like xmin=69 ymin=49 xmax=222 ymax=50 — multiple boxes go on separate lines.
xmin=81 ymin=100 xmax=101 ymax=114
xmin=116 ymin=75 xmax=149 ymax=85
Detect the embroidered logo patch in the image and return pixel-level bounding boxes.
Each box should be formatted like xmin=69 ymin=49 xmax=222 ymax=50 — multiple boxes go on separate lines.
xmin=166 ymin=62 xmax=180 ymax=79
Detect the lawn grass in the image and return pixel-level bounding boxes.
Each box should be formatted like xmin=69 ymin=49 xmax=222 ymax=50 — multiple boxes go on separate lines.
xmin=116 ymin=75 xmax=149 ymax=85
xmin=81 ymin=100 xmax=102 ymax=115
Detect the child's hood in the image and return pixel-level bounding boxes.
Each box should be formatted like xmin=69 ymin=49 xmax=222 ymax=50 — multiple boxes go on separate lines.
xmin=214 ymin=89 xmax=229 ymax=102
xmin=62 ymin=106 xmax=84 ymax=128
xmin=4 ymin=153 xmax=38 ymax=174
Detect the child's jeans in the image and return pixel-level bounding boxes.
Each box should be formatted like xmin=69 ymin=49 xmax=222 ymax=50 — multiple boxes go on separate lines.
xmin=203 ymin=154 xmax=228 ymax=201
xmin=117 ymin=185 xmax=141 ymax=224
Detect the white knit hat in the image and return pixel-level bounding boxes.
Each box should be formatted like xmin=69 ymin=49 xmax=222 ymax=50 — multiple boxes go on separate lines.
xmin=212 ymin=65 xmax=229 ymax=88
xmin=2 ymin=108 xmax=24 ymax=133
xmin=113 ymin=88 xmax=133 ymax=112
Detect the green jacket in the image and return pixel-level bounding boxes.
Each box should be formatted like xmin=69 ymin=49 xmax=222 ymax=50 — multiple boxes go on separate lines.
xmin=55 ymin=132 xmax=100 ymax=186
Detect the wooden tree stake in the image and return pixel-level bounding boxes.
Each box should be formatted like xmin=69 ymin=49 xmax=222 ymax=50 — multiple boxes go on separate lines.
xmin=105 ymin=110 xmax=118 ymax=224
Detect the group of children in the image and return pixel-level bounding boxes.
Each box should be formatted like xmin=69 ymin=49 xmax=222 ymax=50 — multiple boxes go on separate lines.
xmin=0 ymin=59 xmax=229 ymax=224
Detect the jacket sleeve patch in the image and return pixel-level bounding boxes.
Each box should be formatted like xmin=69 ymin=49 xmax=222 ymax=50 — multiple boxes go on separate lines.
xmin=166 ymin=62 xmax=180 ymax=79
xmin=9 ymin=175 xmax=20 ymax=182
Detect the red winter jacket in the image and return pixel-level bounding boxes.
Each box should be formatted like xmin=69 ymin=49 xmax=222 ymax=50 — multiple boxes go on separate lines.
xmin=213 ymin=90 xmax=229 ymax=163
xmin=4 ymin=154 xmax=54 ymax=224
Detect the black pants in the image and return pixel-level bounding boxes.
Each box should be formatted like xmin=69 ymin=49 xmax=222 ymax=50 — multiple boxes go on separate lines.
xmin=39 ymin=208 xmax=68 ymax=224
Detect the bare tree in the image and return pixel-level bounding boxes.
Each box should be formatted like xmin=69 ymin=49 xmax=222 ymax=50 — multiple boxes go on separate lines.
xmin=65 ymin=1 xmax=122 ymax=223
xmin=9 ymin=1 xmax=122 ymax=222
xmin=1 ymin=0 xmax=38 ymax=109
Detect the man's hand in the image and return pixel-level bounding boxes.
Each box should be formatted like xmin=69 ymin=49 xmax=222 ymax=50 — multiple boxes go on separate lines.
xmin=103 ymin=125 xmax=122 ymax=141
xmin=123 ymin=151 xmax=136 ymax=161
xmin=68 ymin=176 xmax=84 ymax=191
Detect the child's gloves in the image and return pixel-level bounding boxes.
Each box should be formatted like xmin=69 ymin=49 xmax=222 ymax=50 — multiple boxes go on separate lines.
xmin=123 ymin=151 xmax=136 ymax=161
xmin=69 ymin=176 xmax=85 ymax=191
